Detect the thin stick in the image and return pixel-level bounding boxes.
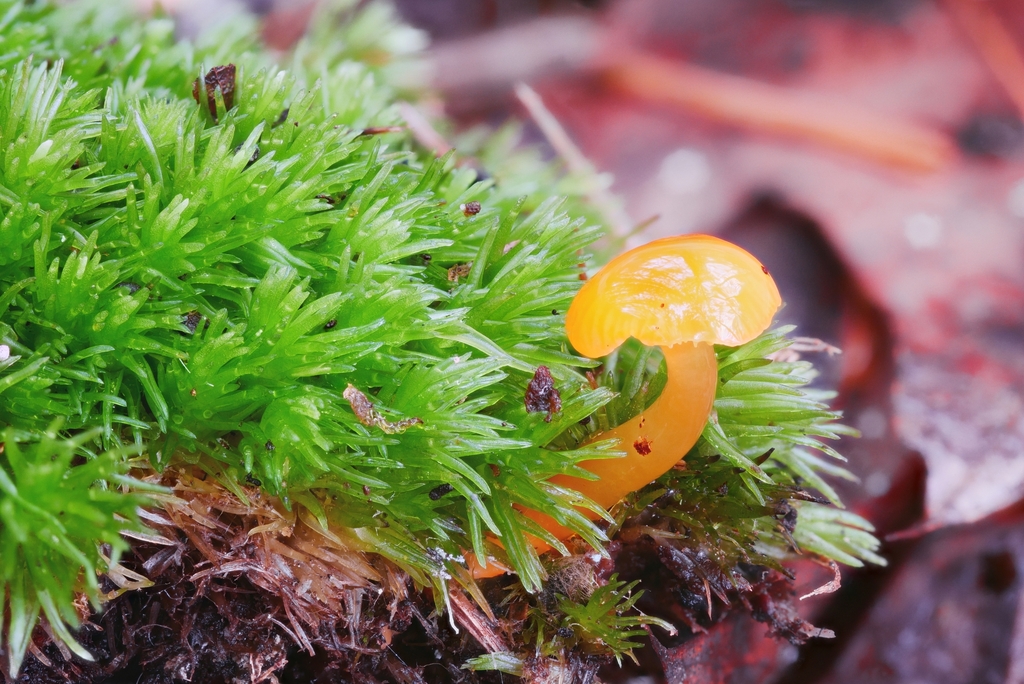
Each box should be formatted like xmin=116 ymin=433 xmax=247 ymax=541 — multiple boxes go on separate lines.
xmin=515 ymin=82 xmax=634 ymax=237
xmin=603 ymin=50 xmax=956 ymax=173
xmin=943 ymin=0 xmax=1024 ymax=121
xmin=397 ymin=101 xmax=452 ymax=156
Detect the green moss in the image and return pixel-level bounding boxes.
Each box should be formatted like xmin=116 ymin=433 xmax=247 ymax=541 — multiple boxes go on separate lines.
xmin=0 ymin=0 xmax=880 ymax=674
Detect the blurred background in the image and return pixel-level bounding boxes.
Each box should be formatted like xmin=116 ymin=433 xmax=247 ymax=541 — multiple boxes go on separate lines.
xmin=157 ymin=0 xmax=1024 ymax=681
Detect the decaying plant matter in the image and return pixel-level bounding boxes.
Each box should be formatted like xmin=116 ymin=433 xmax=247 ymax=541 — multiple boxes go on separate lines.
xmin=0 ymin=1 xmax=882 ymax=681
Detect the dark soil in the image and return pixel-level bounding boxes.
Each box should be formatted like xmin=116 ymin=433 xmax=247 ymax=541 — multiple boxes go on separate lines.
xmin=12 ymin=500 xmax=822 ymax=684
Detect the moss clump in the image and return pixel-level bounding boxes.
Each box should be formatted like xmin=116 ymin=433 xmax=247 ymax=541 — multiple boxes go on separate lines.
xmin=0 ymin=0 xmax=880 ymax=678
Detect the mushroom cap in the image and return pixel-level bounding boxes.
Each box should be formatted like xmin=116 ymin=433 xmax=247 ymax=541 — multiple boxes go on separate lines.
xmin=567 ymin=235 xmax=782 ymax=357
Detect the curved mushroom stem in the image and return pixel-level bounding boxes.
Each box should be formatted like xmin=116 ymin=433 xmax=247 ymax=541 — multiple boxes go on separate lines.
xmin=471 ymin=342 xmax=718 ymax=577
xmin=555 ymin=340 xmax=718 ymax=508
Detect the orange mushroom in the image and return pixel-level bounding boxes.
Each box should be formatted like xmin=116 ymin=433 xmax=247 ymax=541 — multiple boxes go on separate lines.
xmin=550 ymin=234 xmax=780 ymax=511
xmin=474 ymin=235 xmax=781 ymax=576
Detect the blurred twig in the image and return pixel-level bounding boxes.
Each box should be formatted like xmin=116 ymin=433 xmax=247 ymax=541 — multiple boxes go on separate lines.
xmin=398 ymin=101 xmax=452 ymax=155
xmin=429 ymin=16 xmax=603 ymax=96
xmin=514 ymin=82 xmax=633 ymax=238
xmin=429 ymin=16 xmax=956 ymax=173
xmin=942 ymin=0 xmax=1024 ymax=122
xmin=603 ymin=50 xmax=956 ymax=173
